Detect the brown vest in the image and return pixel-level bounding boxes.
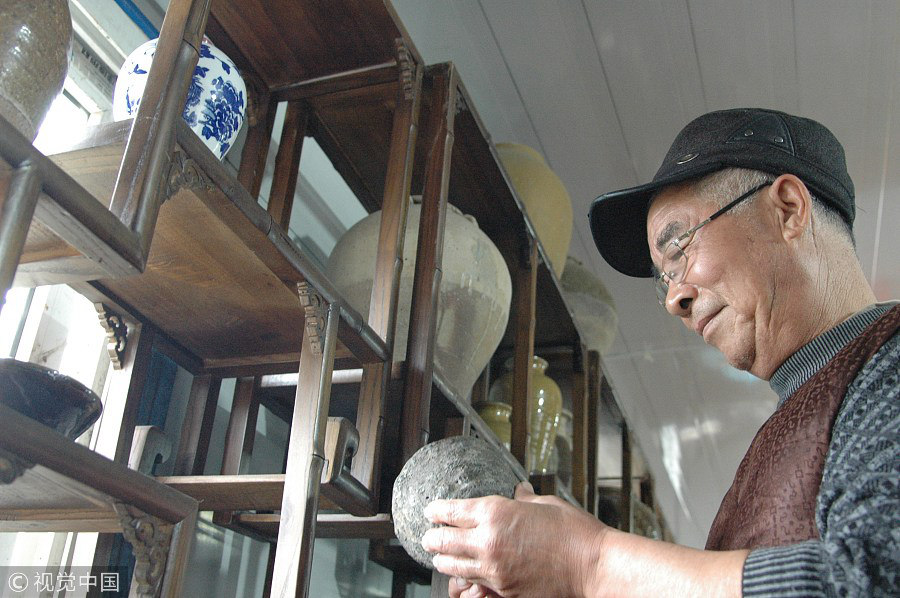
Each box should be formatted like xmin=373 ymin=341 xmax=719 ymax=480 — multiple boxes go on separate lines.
xmin=706 ymin=305 xmax=900 ymax=551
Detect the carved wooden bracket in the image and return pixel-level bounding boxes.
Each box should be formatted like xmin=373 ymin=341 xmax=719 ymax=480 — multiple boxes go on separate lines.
xmin=297 ymin=282 xmax=327 ymax=355
xmin=395 ymin=38 xmax=415 ymax=101
xmin=95 ymin=303 xmax=128 ymax=370
xmin=163 ymin=148 xmax=213 ymax=202
xmin=0 ymin=448 xmax=33 ymax=484
xmin=114 ymin=502 xmax=173 ymax=598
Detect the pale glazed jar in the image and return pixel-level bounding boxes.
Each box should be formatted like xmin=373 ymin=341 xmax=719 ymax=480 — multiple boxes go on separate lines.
xmin=496 ymin=143 xmax=573 ymax=278
xmin=488 ymin=356 xmax=563 ymax=473
xmin=328 ymin=198 xmax=512 ymax=400
xmin=0 ymin=0 xmax=72 ymax=140
xmin=476 ymin=401 xmax=512 ymax=450
xmin=561 ymin=255 xmax=618 ymax=354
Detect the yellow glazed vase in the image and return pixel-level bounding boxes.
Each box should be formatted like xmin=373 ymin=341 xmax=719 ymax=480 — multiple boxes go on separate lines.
xmin=488 ymin=356 xmax=563 ymax=473
xmin=496 ymin=143 xmax=573 ymax=278
xmin=476 ymin=401 xmax=512 ymax=451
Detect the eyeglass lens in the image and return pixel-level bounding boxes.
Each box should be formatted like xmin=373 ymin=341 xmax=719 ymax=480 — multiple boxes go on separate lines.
xmin=655 ymin=243 xmax=687 ymax=304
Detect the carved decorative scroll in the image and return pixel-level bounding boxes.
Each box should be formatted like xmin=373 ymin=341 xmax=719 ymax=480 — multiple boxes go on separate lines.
xmin=114 ymin=502 xmax=173 ymax=598
xmin=163 ymin=148 xmax=213 ymax=202
xmin=395 ymin=38 xmax=415 ymax=101
xmin=95 ymin=303 xmax=128 ymax=370
xmin=0 ymin=448 xmax=33 ymax=484
xmin=297 ymin=282 xmax=327 ymax=355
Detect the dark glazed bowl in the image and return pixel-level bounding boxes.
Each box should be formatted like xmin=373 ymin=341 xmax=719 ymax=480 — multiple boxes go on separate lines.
xmin=0 ymin=358 xmax=102 ymax=440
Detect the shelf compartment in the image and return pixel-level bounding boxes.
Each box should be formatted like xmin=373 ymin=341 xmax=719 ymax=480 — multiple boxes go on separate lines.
xmin=299 ymin=64 xmax=583 ymax=350
xmin=41 ymin=119 xmax=388 ymax=371
xmin=217 ymin=512 xmax=396 ymax=543
xmin=207 ymin=0 xmax=416 ymax=91
xmin=1 ymin=116 xmax=142 ymax=292
xmin=0 ymin=404 xmax=198 ymax=594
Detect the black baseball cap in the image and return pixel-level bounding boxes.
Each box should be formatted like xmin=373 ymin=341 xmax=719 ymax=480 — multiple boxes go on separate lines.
xmin=588 ymin=108 xmax=855 ymax=278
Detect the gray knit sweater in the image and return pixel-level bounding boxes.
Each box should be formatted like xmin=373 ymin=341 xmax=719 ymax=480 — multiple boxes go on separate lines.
xmin=741 ymin=302 xmax=899 ymax=597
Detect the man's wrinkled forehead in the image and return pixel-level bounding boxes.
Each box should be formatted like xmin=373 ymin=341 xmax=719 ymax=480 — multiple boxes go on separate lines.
xmin=647 ymin=184 xmax=696 ymax=253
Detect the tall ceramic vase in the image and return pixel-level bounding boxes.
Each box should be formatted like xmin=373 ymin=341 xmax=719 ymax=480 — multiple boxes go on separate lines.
xmin=488 ymin=356 xmax=563 ymax=473
xmin=327 ymin=198 xmax=512 ymax=400
xmin=0 ymin=0 xmax=72 ymax=141
xmin=496 ymin=143 xmax=573 ymax=278
xmin=561 ymin=256 xmax=618 ymax=354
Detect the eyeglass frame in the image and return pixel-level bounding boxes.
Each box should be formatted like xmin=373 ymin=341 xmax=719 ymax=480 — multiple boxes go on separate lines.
xmin=653 ymin=181 xmax=772 ymax=305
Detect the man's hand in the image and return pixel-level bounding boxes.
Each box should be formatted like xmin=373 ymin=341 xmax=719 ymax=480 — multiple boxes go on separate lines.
xmin=421 ymin=481 xmax=608 ymax=597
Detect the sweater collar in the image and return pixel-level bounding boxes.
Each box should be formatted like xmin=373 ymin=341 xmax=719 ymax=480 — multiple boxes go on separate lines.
xmin=769 ymin=301 xmax=899 ymax=406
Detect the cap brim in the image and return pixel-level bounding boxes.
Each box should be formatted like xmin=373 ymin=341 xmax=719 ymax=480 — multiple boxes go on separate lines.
xmin=589 ymin=163 xmax=723 ymax=278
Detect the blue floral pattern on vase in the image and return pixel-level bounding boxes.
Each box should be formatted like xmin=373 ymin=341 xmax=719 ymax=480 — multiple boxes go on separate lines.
xmin=199 ymin=76 xmax=244 ymax=157
xmin=113 ymin=38 xmax=246 ymax=160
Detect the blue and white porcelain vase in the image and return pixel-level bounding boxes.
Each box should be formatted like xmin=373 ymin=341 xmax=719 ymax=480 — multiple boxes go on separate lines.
xmin=113 ymin=38 xmax=246 ymax=160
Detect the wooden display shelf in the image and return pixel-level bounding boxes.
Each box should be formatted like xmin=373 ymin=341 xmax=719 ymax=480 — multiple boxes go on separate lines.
xmin=298 ymin=63 xmax=583 ymax=349
xmin=206 ymin=0 xmax=418 ymax=92
xmin=214 ymin=512 xmax=396 ymax=543
xmin=0 ymin=405 xmax=198 ymax=595
xmin=430 ymin=371 xmax=582 ymax=508
xmin=33 ymin=119 xmax=387 ymax=372
xmin=0 ymin=116 xmax=142 ymax=295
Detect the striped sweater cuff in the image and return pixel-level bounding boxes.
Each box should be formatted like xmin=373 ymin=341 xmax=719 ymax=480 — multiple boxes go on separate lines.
xmin=743 ymin=542 xmax=826 ymax=597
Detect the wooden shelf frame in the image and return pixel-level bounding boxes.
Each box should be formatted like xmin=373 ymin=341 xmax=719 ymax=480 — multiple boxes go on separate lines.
xmin=1 ymin=1 xmax=429 ymax=596
xmin=0 ymin=405 xmax=198 ymax=597
xmin=0 ymin=0 xmax=624 ymax=595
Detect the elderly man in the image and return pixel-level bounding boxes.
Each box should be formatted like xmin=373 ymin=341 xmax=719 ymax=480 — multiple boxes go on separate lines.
xmin=422 ymin=108 xmax=898 ymax=597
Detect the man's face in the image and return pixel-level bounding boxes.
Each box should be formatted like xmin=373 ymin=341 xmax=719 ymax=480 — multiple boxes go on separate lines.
xmin=646 ymin=183 xmax=794 ymax=378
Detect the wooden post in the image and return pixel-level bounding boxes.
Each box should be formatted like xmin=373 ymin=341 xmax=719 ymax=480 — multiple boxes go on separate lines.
xmin=270 ymin=286 xmax=338 ymax=597
xmin=267 ymin=101 xmax=309 ymax=230
xmin=108 ymin=0 xmax=211 ymax=260
xmin=220 ymin=377 xmax=261 ymax=475
xmin=621 ymin=421 xmax=632 ymax=532
xmin=238 ymin=89 xmax=277 ymax=199
xmin=90 ymin=320 xmax=156 ymax=576
xmin=587 ymin=351 xmax=601 ymax=515
xmin=400 ymin=64 xmax=459 ymax=463
xmin=571 ymin=346 xmax=589 ymax=507
xmin=173 ymin=374 xmax=221 ymax=475
xmin=509 ymin=234 xmax=537 ymax=468
xmin=353 ymin=45 xmax=424 ymax=499
xmin=0 ymin=162 xmax=40 ymax=309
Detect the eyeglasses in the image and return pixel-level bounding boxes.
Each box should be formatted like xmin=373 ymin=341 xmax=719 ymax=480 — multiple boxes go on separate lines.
xmin=654 ymin=182 xmax=771 ymax=304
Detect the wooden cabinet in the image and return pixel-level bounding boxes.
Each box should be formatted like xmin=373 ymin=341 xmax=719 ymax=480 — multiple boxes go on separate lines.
xmin=0 ymin=0 xmax=618 ymax=596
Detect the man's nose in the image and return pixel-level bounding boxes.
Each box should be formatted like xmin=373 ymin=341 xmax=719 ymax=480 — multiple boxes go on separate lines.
xmin=665 ymin=281 xmax=697 ymax=317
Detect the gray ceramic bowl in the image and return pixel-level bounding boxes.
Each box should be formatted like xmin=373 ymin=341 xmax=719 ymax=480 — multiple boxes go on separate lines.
xmin=0 ymin=358 xmax=102 ymax=440
xmin=392 ymin=435 xmax=519 ymax=568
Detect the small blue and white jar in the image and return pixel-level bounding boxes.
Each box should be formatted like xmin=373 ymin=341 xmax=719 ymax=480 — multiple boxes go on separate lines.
xmin=113 ymin=37 xmax=246 ymax=160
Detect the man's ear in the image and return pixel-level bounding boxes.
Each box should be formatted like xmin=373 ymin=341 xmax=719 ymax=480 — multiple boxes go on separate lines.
xmin=767 ymin=174 xmax=811 ymax=241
